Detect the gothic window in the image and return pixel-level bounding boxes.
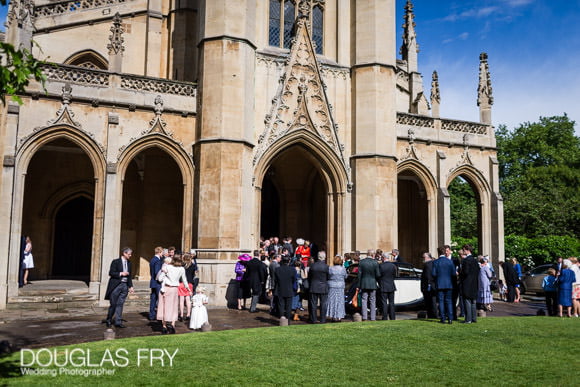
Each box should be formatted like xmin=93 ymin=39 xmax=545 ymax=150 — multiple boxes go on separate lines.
xmin=64 ymin=50 xmax=109 ymax=70
xmin=312 ymin=5 xmax=323 ymax=54
xmin=268 ymin=0 xmax=324 ymax=55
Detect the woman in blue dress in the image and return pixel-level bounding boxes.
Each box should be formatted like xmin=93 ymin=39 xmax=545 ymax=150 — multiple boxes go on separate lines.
xmin=557 ymin=259 xmax=576 ymax=317
xmin=477 ymin=257 xmax=494 ymax=311
xmin=512 ymin=258 xmax=522 ymax=302
xmin=326 ymin=255 xmax=347 ymax=321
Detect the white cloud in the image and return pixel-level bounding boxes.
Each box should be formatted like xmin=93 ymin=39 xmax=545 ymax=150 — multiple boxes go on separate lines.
xmin=500 ymin=0 xmax=534 ymax=7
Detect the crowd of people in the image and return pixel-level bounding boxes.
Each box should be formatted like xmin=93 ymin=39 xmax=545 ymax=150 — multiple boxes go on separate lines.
xmin=103 ymin=246 xmax=208 ymax=334
xmin=101 ymin=238 xmax=579 ymax=331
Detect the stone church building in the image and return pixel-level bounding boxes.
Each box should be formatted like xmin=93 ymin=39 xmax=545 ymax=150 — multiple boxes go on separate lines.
xmin=0 ymin=0 xmax=503 ymax=308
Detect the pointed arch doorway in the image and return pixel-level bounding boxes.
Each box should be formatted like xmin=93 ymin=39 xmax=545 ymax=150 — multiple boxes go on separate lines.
xmin=259 ymin=144 xmax=334 ymax=255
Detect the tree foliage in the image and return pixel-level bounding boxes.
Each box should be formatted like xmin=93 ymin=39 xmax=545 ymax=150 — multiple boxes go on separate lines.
xmin=449 ymin=177 xmax=478 ymax=239
xmin=496 ymin=115 xmax=580 ymax=237
xmin=0 ymin=1 xmax=46 ymax=104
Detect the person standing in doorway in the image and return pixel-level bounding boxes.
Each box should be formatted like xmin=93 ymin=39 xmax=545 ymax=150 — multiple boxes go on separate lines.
xmin=22 ymin=236 xmax=34 ymax=286
xmin=104 ymin=247 xmax=134 ymax=328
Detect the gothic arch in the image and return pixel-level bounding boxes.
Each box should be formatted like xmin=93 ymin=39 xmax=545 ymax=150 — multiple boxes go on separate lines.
xmin=117 ymin=133 xmax=195 ymax=250
xmin=447 ymin=165 xmax=492 ymax=256
xmin=254 ymin=129 xmax=348 ymax=257
xmin=397 ymin=160 xmax=438 ymax=262
xmin=254 ymin=129 xmax=348 ymax=194
xmin=40 ymin=182 xmax=94 ymax=218
xmin=64 ymin=49 xmax=109 ymax=70
xmin=397 ymin=159 xmax=437 ymax=200
xmin=11 ymin=125 xmax=106 ymax=288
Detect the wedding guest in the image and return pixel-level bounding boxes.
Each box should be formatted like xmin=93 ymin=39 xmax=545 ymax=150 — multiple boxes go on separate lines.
xmin=157 ymin=255 xmax=189 ymax=334
xmin=326 ymin=255 xmax=347 ymax=322
xmin=22 ymin=236 xmax=34 ymax=285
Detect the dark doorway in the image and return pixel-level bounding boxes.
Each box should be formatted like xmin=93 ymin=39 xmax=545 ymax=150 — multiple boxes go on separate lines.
xmin=398 ymin=171 xmax=429 ymax=267
xmin=260 ymin=175 xmax=280 ymax=239
xmin=260 ymin=146 xmax=327 ymax=249
xmin=52 ymin=196 xmax=94 ymax=280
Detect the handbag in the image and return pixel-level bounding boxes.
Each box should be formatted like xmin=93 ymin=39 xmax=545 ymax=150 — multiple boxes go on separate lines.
xmin=302 ymin=278 xmax=310 ymax=291
xmin=352 ymin=288 xmax=359 ymax=308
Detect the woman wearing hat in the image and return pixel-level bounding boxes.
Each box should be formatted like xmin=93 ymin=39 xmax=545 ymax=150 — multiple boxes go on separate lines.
xmin=235 ymin=254 xmax=251 ymax=310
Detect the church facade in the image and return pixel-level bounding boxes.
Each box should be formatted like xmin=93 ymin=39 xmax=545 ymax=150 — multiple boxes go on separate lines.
xmin=0 ymin=0 xmax=503 ymax=308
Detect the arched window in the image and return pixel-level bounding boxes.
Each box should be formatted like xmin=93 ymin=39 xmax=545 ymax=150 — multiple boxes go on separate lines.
xmin=268 ymin=0 xmax=324 ymax=54
xmin=312 ymin=5 xmax=323 ymax=54
xmin=64 ymin=50 xmax=108 ymax=70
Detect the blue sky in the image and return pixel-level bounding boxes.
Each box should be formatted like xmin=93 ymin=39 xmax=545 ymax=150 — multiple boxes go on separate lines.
xmin=396 ymin=0 xmax=580 ymax=132
xmin=1 ymin=0 xmax=578 ymax=132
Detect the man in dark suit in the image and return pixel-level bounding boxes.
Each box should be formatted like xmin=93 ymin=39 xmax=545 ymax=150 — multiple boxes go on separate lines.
xmin=282 ymin=236 xmax=294 ymax=258
xmin=460 ymin=244 xmax=480 ymax=323
xmin=358 ymin=249 xmax=381 ymax=321
xmin=148 ymin=246 xmax=163 ymax=321
xmin=104 ymin=247 xmax=134 ymax=328
xmin=308 ymin=251 xmax=329 ymax=323
xmin=420 ymin=252 xmax=438 ymax=319
xmin=432 ymin=245 xmax=456 ymax=324
xmin=378 ymin=253 xmax=398 ymax=320
xmin=275 ymin=257 xmax=297 ymax=321
xmin=391 ymin=249 xmax=404 ymax=263
xmin=246 ymin=250 xmax=267 ymax=313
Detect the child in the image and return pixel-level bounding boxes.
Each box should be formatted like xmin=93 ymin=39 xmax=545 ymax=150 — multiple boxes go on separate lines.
xmin=189 ymin=287 xmax=209 ymax=330
xmin=542 ymin=268 xmax=558 ymax=316
xmin=156 ymin=256 xmax=173 ymax=294
xmin=498 ymin=279 xmax=507 ymax=301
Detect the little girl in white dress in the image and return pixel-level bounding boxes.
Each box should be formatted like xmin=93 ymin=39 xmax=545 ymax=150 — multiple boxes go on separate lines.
xmin=189 ymin=287 xmax=209 ymax=330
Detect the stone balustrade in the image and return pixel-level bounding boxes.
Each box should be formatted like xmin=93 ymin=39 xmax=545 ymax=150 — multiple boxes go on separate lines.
xmin=34 ymin=0 xmax=134 ymax=18
xmin=397 ymin=112 xmax=489 ymax=135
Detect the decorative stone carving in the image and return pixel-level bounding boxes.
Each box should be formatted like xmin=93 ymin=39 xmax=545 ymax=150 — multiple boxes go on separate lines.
xmin=34 ymin=0 xmax=136 ymax=18
xmin=6 ymin=0 xmax=34 ymax=28
xmin=396 ymin=69 xmax=410 ymax=92
xmin=254 ymin=16 xmax=350 ymax=184
xmin=41 ymin=63 xmax=110 ymax=87
xmin=120 ymin=74 xmax=196 ymax=97
xmin=3 ymin=155 xmax=16 ymax=167
xmin=441 ymin=119 xmax=488 ymax=135
xmin=477 ymin=52 xmax=493 ymax=107
xmin=431 ymin=71 xmax=440 ymax=104
xmin=146 ymin=95 xmax=170 ymax=135
xmin=106 ymin=162 xmax=117 ymax=174
xmin=400 ymin=0 xmax=419 ymax=60
xmin=396 ymin=113 xmax=434 ymax=128
xmin=107 ymin=13 xmax=125 ymax=56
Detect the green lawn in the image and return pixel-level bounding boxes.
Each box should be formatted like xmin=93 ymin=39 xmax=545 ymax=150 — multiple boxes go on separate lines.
xmin=2 ymin=317 xmax=578 ymax=385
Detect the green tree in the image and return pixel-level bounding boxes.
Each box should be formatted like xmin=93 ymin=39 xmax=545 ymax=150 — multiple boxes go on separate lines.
xmin=449 ymin=176 xmax=478 ymax=239
xmin=496 ymin=115 xmax=580 ymax=237
xmin=0 ymin=0 xmax=46 ymax=104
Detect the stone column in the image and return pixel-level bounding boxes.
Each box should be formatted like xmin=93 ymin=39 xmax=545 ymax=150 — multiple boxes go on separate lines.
xmin=195 ymin=1 xmax=256 ymax=242
xmin=436 ymin=150 xmax=450 ymax=246
xmin=351 ymin=0 xmax=398 ymax=251
xmin=145 ymin=0 xmax=163 ymax=77
xmin=489 ymin=156 xmax=504 ymax=267
xmin=0 ymin=103 xmax=21 ymax=309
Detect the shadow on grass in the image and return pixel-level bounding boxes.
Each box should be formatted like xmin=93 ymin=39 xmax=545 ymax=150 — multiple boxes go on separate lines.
xmin=0 ymin=351 xmax=23 ymax=379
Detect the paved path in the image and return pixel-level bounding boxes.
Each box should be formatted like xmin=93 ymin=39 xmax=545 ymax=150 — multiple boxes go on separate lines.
xmin=0 ymin=296 xmax=547 ymax=351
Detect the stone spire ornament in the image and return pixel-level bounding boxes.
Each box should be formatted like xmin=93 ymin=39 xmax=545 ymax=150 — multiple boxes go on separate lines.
xmin=5 ymin=0 xmax=35 ymax=51
xmin=299 ymin=0 xmax=311 ymax=18
xmin=477 ymin=52 xmax=493 ymax=125
xmin=431 ymin=70 xmax=440 ymax=118
xmin=107 ymin=13 xmax=125 ymax=72
xmin=400 ymin=0 xmax=419 ymax=73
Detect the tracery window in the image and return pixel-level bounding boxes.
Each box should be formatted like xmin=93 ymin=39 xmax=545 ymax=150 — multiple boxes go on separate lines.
xmin=268 ymin=0 xmax=324 ymax=54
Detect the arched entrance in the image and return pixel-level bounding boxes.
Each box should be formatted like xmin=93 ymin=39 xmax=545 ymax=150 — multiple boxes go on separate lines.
xmin=52 ymin=196 xmax=94 ymax=279
xmin=260 ymin=146 xmax=328 ymax=250
xmin=397 ymin=170 xmax=429 ymax=266
xmin=448 ymin=175 xmax=482 ymax=253
xmin=22 ymin=138 xmax=95 ymax=281
xmin=121 ymin=147 xmax=184 ymax=258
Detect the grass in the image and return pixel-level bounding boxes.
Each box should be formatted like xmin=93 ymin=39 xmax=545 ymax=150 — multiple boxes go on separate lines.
xmin=1 ymin=317 xmax=579 ymax=386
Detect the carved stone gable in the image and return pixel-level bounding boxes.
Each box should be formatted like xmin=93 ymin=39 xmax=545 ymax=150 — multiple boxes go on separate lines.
xmin=254 ymin=16 xmax=350 ymax=181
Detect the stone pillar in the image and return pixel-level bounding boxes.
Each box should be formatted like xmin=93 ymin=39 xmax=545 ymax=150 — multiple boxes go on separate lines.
xmin=351 ymin=0 xmax=398 ymax=251
xmin=195 ymin=0 xmax=256 ymax=252
xmin=0 ymin=103 xmax=20 ymax=309
xmin=489 ymin=156 xmax=504 ymax=267
xmin=5 ymin=0 xmax=34 ymax=52
xmin=478 ymin=53 xmax=493 ymax=125
xmin=145 ymin=0 xmax=164 ymax=77
xmin=436 ymin=150 xmax=450 ymax=247
xmin=98 ymin=115 xmax=123 ymax=304
xmin=336 ymin=0 xmax=351 ymax=66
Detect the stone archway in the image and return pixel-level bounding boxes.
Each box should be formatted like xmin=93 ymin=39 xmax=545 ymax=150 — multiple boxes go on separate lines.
xmin=260 ymin=145 xmax=328 ymax=249
xmin=120 ymin=147 xmax=184 ymax=259
xmin=397 ymin=161 xmax=438 ymax=266
xmin=447 ymin=167 xmax=492 ymax=256
xmin=21 ymin=138 xmax=96 ymax=281
xmin=254 ymin=131 xmax=349 ymax=258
